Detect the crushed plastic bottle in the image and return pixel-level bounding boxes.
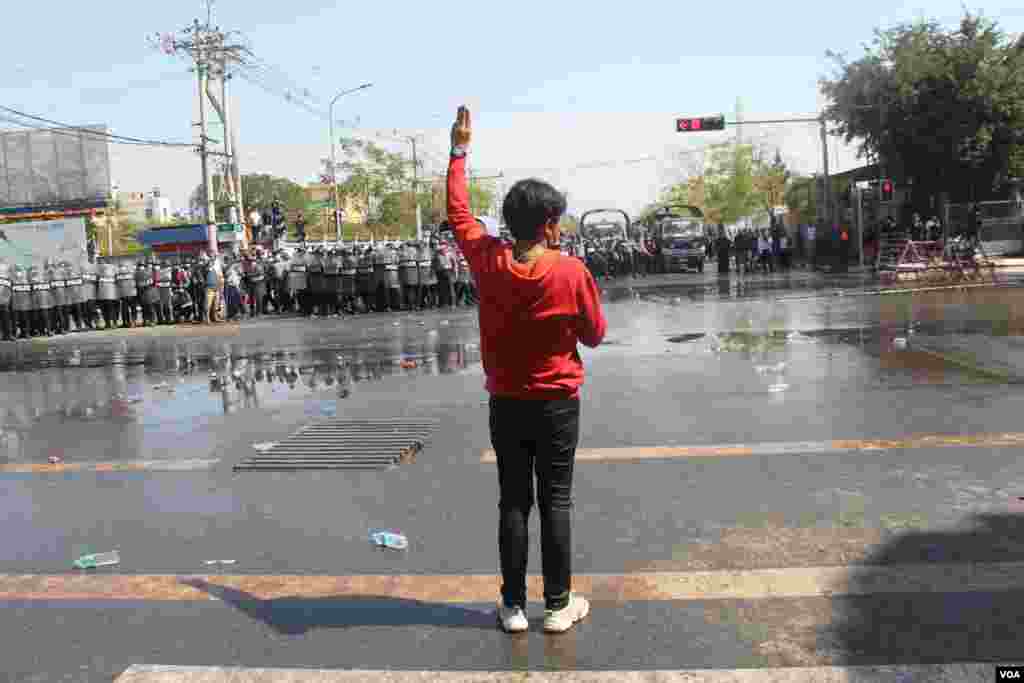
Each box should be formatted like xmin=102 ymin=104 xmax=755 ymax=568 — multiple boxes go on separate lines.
xmin=369 ymin=530 xmax=408 ymax=551
xmin=73 ymin=550 xmax=120 ymax=569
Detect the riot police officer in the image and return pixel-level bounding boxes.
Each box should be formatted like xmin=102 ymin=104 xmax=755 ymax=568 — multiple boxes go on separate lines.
xmin=0 ymin=258 xmax=12 ymax=341
xmin=288 ymin=249 xmax=308 ymax=315
xmin=11 ymin=263 xmax=32 ymax=338
xmin=117 ymin=260 xmax=137 ymax=328
xmin=245 ymin=251 xmax=267 ymax=318
xmin=372 ymin=242 xmax=390 ymax=313
xmin=384 ymin=242 xmax=402 ymax=312
xmin=307 ymin=248 xmax=325 ymax=317
xmin=97 ymin=258 xmax=120 ymax=328
xmin=66 ymin=259 xmax=86 ymax=332
xmin=400 ymin=240 xmax=420 ymax=311
xmin=136 ymin=261 xmax=154 ymax=325
xmin=434 ymin=241 xmax=456 ymax=309
xmin=455 ymin=248 xmax=473 ymax=307
xmin=418 ymin=240 xmax=437 ymax=309
xmin=323 ymin=248 xmax=341 ymax=317
xmin=340 ymin=248 xmax=358 ymax=314
xmin=157 ymin=259 xmax=174 ymax=324
xmin=81 ymin=257 xmax=100 ymax=330
xmin=29 ymin=262 xmax=54 ymax=336
xmin=272 ymin=252 xmax=289 ymax=313
xmin=356 ymin=246 xmax=374 ymax=313
xmin=50 ymin=260 xmax=69 ymax=334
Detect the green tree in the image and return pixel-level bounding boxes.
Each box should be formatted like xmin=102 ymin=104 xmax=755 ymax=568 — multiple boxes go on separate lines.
xmin=190 ymin=174 xmax=319 ymax=235
xmin=784 ymin=175 xmax=819 ymax=225
xmin=820 ymin=12 xmax=1024 ymax=206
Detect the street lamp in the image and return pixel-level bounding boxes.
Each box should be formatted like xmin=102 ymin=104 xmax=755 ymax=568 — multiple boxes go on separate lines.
xmin=329 ymin=82 xmax=373 ymax=241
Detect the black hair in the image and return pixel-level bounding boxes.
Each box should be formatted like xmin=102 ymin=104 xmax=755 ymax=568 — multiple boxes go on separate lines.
xmin=502 ymin=178 xmax=566 ymax=242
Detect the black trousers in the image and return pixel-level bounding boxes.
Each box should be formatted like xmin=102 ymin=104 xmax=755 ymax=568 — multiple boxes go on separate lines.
xmin=403 ymin=285 xmax=419 ymax=310
xmin=0 ymin=305 xmax=11 ymax=339
xmin=489 ymin=396 xmax=580 ymax=611
xmin=437 ymin=272 xmax=454 ymax=307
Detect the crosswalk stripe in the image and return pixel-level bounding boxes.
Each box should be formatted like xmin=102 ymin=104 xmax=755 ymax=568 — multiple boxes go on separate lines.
xmin=5 ymin=561 xmax=1024 ymax=602
xmin=480 ymin=431 xmax=1024 ymax=462
xmin=113 ymin=662 xmax=1014 ymax=682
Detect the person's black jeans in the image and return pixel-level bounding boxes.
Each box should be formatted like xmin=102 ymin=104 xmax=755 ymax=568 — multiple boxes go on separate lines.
xmin=489 ymin=396 xmax=580 ymax=611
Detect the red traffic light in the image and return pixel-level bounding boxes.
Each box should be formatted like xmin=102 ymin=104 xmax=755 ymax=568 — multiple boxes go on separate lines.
xmin=676 ymin=116 xmax=725 ymax=132
xmin=882 ymin=180 xmax=892 ymax=193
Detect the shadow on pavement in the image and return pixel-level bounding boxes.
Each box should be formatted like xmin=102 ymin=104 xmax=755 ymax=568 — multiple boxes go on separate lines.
xmin=828 ymin=512 xmax=1024 ymax=664
xmin=180 ymin=577 xmax=497 ymax=635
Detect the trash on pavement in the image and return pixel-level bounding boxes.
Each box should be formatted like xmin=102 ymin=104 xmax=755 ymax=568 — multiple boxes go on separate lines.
xmin=251 ymin=442 xmax=278 ymax=452
xmin=73 ymin=550 xmax=120 ymax=569
xmin=768 ymin=383 xmax=790 ymax=393
xmin=369 ymin=530 xmax=408 ymax=551
xmin=893 ymin=337 xmax=908 ymax=349
xmin=48 ymin=455 xmax=63 ymax=465
xmin=440 ymin=320 xmax=450 ymax=326
xmin=204 ymin=559 xmax=237 ymax=566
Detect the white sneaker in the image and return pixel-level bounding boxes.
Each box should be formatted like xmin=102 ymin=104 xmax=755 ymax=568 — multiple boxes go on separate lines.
xmin=543 ymin=593 xmax=589 ymax=633
xmin=496 ymin=603 xmax=528 ymax=633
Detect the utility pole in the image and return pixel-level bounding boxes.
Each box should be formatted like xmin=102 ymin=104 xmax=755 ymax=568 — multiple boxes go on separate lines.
xmin=409 ymin=135 xmax=422 ymax=242
xmin=196 ymin=20 xmax=216 ymax=228
xmin=820 ymin=116 xmax=831 ymax=230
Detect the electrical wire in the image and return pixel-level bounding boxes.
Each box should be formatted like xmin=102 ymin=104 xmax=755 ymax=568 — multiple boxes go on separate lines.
xmin=0 ymin=105 xmax=193 ymax=148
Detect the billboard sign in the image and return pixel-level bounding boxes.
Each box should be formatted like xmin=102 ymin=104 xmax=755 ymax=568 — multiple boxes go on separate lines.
xmin=0 ymin=216 xmax=88 ymax=267
xmin=0 ymin=126 xmax=112 ymax=208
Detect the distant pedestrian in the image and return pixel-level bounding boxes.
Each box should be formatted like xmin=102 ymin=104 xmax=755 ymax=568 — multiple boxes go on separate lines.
xmin=447 ymin=105 xmax=605 ymax=635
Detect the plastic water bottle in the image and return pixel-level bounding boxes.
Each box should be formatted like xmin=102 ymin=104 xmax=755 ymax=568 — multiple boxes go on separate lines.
xmin=369 ymin=530 xmax=408 ymax=551
xmin=73 ymin=550 xmax=120 ymax=569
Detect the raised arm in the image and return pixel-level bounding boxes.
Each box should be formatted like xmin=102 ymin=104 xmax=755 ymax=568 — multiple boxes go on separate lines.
xmin=447 ymin=106 xmax=492 ymax=272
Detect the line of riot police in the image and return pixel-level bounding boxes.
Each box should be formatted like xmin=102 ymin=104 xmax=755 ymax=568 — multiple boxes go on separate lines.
xmin=241 ymin=237 xmax=478 ymax=317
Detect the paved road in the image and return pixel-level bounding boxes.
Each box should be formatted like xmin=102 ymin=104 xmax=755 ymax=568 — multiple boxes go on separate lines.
xmin=2 ymin=270 xmax=1024 ymax=682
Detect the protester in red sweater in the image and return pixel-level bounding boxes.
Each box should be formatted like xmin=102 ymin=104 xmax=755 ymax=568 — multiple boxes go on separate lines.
xmin=447 ymin=106 xmax=606 ymax=634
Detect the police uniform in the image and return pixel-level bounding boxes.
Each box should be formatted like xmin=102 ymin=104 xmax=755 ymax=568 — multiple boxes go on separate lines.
xmin=0 ymin=260 xmax=12 ymax=341
xmin=29 ymin=264 xmax=54 ymax=336
xmin=135 ymin=263 xmax=153 ymax=325
xmin=455 ymin=250 xmax=473 ymax=306
xmin=271 ymin=254 xmax=288 ymax=312
xmin=384 ymin=244 xmax=402 ymax=311
xmin=171 ymin=263 xmax=192 ymax=323
xmin=11 ymin=264 xmax=32 ymax=338
xmin=50 ymin=261 xmax=69 ymax=334
xmin=157 ymin=261 xmax=173 ymax=324
xmin=288 ymin=251 xmax=308 ymax=315
xmin=372 ymin=244 xmax=390 ymax=312
xmin=434 ymin=244 xmax=455 ymax=309
xmin=190 ymin=260 xmax=206 ymax=322
xmin=418 ymin=243 xmax=437 ymax=308
xmin=307 ymin=251 xmax=325 ymax=316
xmin=81 ymin=260 xmax=99 ymax=329
xmin=357 ymin=248 xmax=374 ymax=312
xmin=400 ymin=242 xmax=420 ymax=311
xmin=340 ymin=249 xmax=358 ymax=314
xmin=116 ymin=261 xmax=137 ymax=327
xmin=96 ymin=261 xmax=119 ymax=328
xmin=245 ymin=255 xmax=267 ymax=318
xmin=323 ymin=250 xmax=341 ymax=316
xmin=66 ymin=261 xmax=86 ymax=331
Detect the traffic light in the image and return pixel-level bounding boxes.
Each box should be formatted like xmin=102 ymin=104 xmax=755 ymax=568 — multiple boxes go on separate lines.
xmin=676 ymin=115 xmax=726 ymax=132
xmin=881 ymin=179 xmax=894 ymax=202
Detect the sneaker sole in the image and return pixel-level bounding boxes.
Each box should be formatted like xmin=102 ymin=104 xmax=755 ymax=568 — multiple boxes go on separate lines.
xmin=543 ymin=599 xmax=590 ymax=633
xmin=496 ymin=613 xmax=528 ymax=634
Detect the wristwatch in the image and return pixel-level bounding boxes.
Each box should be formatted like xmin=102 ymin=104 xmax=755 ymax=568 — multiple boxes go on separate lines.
xmin=450 ymin=145 xmax=468 ymax=158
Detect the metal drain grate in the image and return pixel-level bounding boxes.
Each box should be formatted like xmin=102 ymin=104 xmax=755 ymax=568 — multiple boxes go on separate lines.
xmin=234 ymin=418 xmax=438 ymax=471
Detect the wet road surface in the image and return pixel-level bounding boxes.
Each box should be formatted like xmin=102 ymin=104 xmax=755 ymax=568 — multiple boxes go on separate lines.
xmin=3 ymin=269 xmax=1024 ymax=681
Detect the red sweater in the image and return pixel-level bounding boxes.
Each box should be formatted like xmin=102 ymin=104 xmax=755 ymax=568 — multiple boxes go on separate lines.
xmin=447 ymin=154 xmax=606 ymax=400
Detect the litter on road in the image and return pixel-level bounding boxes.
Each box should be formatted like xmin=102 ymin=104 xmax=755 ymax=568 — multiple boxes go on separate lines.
xmin=203 ymin=559 xmax=237 ymax=566
xmin=369 ymin=530 xmax=408 ymax=551
xmin=251 ymin=442 xmax=278 ymax=452
xmin=73 ymin=550 xmax=120 ymax=569
xmin=768 ymin=383 xmax=790 ymax=393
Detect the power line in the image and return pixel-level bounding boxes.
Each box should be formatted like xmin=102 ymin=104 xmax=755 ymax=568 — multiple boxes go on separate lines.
xmin=0 ymin=105 xmax=194 ymax=148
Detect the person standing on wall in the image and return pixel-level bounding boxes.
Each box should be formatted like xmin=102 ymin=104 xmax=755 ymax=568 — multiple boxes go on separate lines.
xmin=446 ymin=106 xmax=606 ymax=634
